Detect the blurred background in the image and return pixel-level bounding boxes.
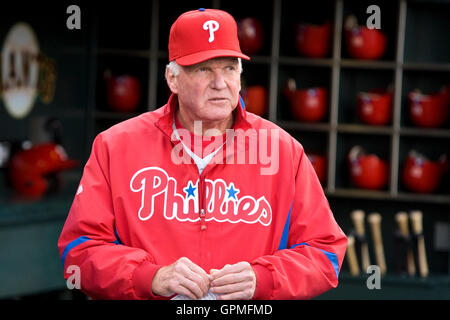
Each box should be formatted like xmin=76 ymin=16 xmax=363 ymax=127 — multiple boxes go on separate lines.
xmin=0 ymin=0 xmax=449 ymax=299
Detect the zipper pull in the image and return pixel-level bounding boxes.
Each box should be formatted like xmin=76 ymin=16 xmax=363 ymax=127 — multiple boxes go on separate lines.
xmin=200 ymin=209 xmax=206 ymax=231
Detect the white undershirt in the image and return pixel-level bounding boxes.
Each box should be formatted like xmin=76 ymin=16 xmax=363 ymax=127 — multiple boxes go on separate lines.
xmin=172 ymin=117 xmax=227 ymax=175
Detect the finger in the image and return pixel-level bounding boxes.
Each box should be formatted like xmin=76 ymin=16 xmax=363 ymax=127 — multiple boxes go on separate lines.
xmin=175 ymin=263 xmax=209 ymax=297
xmin=211 ymin=262 xmax=248 ymax=279
xmin=183 ymin=258 xmax=210 ymax=277
xmin=211 ymin=281 xmax=250 ymax=295
xmin=173 ymin=283 xmax=198 ymax=300
xmin=211 ymin=272 xmax=251 ymax=287
xmin=175 ymin=274 xmax=205 ymax=299
xmin=182 ymin=259 xmax=211 ymax=290
xmin=185 ymin=270 xmax=210 ymax=295
xmin=217 ymin=289 xmax=253 ymax=300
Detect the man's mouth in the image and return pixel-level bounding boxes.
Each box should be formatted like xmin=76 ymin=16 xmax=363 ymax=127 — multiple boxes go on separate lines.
xmin=209 ymin=97 xmax=227 ymax=102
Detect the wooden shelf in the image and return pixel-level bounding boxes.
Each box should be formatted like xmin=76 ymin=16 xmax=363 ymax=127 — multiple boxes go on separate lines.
xmin=278 ymin=56 xmax=334 ymax=67
xmin=399 ymin=127 xmax=450 ymax=138
xmin=327 ymin=188 xmax=450 ymax=204
xmin=337 ymin=124 xmax=393 ymax=135
xmin=340 ymin=59 xmax=397 ymax=70
xmin=276 ymin=120 xmax=330 ymax=132
xmin=403 ymin=62 xmax=450 ymax=72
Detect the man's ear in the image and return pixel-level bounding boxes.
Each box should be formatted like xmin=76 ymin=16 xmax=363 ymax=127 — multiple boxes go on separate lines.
xmin=165 ymin=67 xmax=178 ymax=94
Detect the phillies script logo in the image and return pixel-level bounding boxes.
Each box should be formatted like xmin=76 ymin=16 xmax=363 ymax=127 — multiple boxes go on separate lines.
xmin=130 ymin=167 xmax=272 ymax=226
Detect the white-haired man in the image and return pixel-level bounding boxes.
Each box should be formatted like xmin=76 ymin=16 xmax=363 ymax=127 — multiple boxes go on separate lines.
xmin=58 ymin=8 xmax=347 ymax=300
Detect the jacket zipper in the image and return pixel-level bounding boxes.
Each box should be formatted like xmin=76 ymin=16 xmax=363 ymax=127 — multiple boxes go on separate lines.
xmin=198 ymin=176 xmax=207 ymax=231
xmin=198 ymin=175 xmax=208 ymax=268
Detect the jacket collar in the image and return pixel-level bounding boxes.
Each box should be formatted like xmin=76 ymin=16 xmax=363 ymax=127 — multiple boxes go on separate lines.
xmin=154 ymin=93 xmax=252 ymax=141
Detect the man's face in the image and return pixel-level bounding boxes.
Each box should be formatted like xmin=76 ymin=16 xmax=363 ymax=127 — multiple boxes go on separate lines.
xmin=167 ymin=57 xmax=241 ymax=122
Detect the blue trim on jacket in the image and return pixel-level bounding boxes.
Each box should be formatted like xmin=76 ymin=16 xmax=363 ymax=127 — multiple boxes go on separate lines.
xmin=291 ymin=243 xmax=340 ymax=279
xmin=277 ymin=203 xmax=340 ymax=279
xmin=277 ymin=203 xmax=293 ymax=250
xmin=61 ymin=231 xmax=122 ymax=269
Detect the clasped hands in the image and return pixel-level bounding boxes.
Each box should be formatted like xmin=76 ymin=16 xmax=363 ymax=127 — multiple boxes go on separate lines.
xmin=151 ymin=257 xmax=256 ymax=300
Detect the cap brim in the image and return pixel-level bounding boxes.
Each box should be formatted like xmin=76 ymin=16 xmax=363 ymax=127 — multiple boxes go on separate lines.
xmin=176 ymin=49 xmax=250 ymax=66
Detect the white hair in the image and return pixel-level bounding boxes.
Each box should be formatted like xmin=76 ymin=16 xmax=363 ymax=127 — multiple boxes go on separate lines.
xmin=166 ymin=58 xmax=243 ymax=78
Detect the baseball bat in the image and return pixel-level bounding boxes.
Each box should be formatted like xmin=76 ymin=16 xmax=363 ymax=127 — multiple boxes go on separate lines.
xmin=346 ymin=235 xmax=360 ymax=276
xmin=395 ymin=211 xmax=416 ymax=276
xmin=409 ymin=210 xmax=429 ymax=278
xmin=367 ymin=212 xmax=387 ymax=275
xmin=351 ymin=210 xmax=371 ymax=271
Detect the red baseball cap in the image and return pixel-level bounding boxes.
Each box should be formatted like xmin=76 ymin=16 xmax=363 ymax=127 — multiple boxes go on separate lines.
xmin=169 ymin=8 xmax=250 ymax=66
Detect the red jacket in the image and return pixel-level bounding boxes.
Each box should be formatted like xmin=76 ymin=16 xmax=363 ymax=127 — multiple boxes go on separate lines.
xmin=57 ymin=94 xmax=347 ymax=300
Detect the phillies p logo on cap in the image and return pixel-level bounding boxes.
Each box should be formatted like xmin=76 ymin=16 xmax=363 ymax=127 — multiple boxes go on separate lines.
xmin=203 ymin=20 xmax=220 ymax=43
xmin=169 ymin=8 xmax=250 ymax=66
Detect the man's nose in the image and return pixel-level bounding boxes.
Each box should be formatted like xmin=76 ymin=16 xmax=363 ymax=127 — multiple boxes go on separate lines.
xmin=210 ymin=70 xmax=227 ymax=89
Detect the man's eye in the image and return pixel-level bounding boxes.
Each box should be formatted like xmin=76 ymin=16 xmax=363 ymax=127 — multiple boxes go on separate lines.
xmin=226 ymin=66 xmax=236 ymax=71
xmin=197 ymin=67 xmax=208 ymax=72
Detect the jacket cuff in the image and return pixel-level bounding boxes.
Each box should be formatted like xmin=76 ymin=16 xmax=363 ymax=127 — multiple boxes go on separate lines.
xmin=132 ymin=260 xmax=164 ymax=300
xmin=251 ymin=264 xmax=274 ymax=300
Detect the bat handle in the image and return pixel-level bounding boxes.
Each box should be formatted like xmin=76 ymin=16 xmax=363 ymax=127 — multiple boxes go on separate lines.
xmin=368 ymin=213 xmax=387 ymax=275
xmin=346 ymin=235 xmax=360 ymax=276
xmin=410 ymin=211 xmax=429 ymax=278
xmin=396 ymin=212 xmax=416 ymax=276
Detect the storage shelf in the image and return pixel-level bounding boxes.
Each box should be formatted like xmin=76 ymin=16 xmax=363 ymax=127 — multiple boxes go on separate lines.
xmin=403 ymin=62 xmax=450 ymax=72
xmin=399 ymin=127 xmax=450 ymax=138
xmin=337 ymin=124 xmax=393 ymax=135
xmin=395 ymin=192 xmax=450 ymax=205
xmin=245 ymin=55 xmax=272 ymax=64
xmin=278 ymin=56 xmax=334 ymax=67
xmin=277 ymin=120 xmax=330 ymax=132
xmin=327 ymin=188 xmax=450 ymax=204
xmin=340 ymin=59 xmax=397 ymax=70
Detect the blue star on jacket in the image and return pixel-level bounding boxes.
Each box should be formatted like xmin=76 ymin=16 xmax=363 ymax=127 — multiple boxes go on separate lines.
xmin=184 ymin=181 xmax=197 ymax=198
xmin=226 ymin=183 xmax=240 ymax=200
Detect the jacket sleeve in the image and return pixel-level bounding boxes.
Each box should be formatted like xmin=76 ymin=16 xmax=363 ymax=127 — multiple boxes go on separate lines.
xmin=57 ymin=134 xmax=164 ymax=300
xmin=250 ymin=141 xmax=347 ymax=300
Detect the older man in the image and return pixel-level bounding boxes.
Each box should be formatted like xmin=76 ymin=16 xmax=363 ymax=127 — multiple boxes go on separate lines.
xmin=58 ymin=8 xmax=347 ymax=300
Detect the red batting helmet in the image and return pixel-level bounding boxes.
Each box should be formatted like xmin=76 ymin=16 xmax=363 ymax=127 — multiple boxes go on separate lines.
xmin=8 ymin=143 xmax=78 ymax=198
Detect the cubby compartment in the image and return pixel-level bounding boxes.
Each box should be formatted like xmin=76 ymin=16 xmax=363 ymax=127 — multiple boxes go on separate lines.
xmin=219 ymin=0 xmax=274 ymax=58
xmin=400 ymin=70 xmax=450 ymax=130
xmin=95 ymin=56 xmax=149 ymax=115
xmin=277 ymin=65 xmax=332 ymax=123
xmin=341 ymin=0 xmax=398 ymax=62
xmin=404 ymin=1 xmax=450 ymax=64
xmin=279 ymin=0 xmax=336 ymax=59
xmin=398 ymin=136 xmax=450 ymax=196
xmin=335 ymin=132 xmax=391 ymax=191
xmin=338 ymin=68 xmax=395 ymax=125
